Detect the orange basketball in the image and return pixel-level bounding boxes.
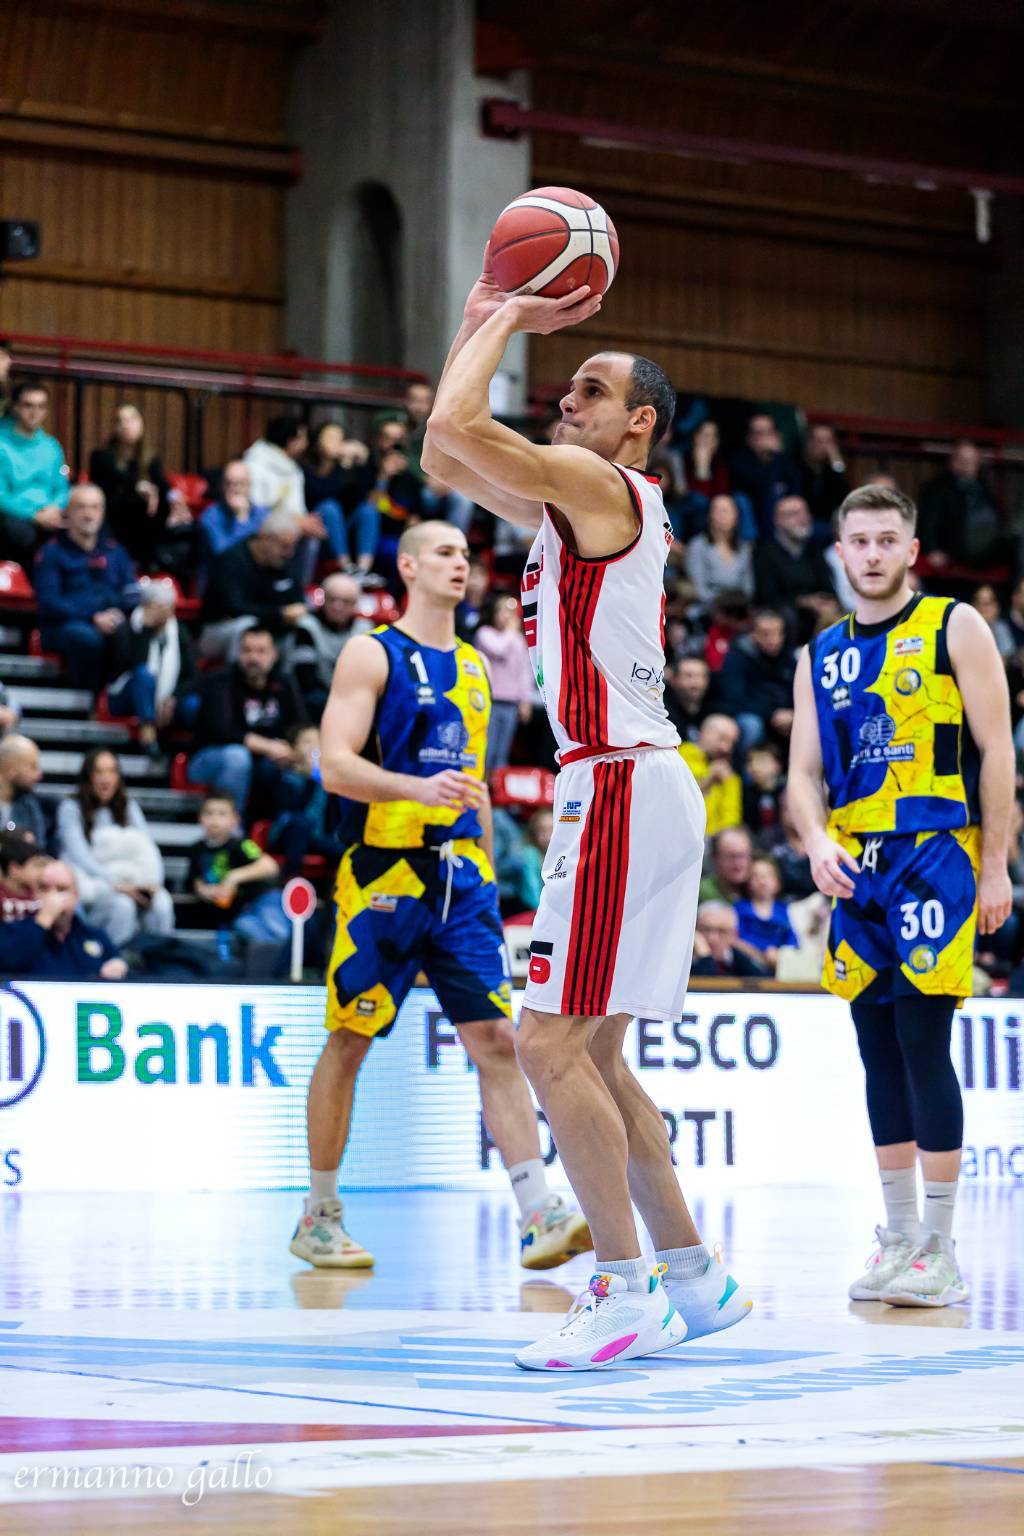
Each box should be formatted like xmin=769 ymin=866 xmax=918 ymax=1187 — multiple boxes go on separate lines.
xmin=489 ymin=186 xmax=619 ymax=299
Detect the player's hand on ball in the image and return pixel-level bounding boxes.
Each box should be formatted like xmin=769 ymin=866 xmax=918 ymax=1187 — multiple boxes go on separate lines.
xmin=978 ymin=862 xmax=1013 ymax=935
xmin=419 ymin=770 xmax=486 ymax=810
xmin=503 ymin=286 xmax=602 ymax=335
xmin=808 ymin=832 xmax=859 ymax=900
xmin=463 ymin=244 xmax=509 ymax=326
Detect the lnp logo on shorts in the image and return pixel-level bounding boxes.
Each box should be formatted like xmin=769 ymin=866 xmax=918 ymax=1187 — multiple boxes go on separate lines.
xmin=560 ymin=800 xmax=582 ymax=823
xmin=895 ymin=668 xmax=922 ymax=696
xmin=894 ymin=636 xmax=924 ymax=656
xmin=369 ymin=893 xmax=397 ymax=913
xmin=909 ymin=944 xmax=938 ymax=974
xmin=355 ymin=998 xmax=377 ymax=1016
xmin=852 ymin=712 xmax=915 ymax=766
xmin=551 ymin=855 xmax=568 ymax=880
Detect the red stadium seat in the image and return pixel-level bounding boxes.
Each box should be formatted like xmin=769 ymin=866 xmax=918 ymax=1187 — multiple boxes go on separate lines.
xmin=28 ymin=629 xmax=61 ymax=664
xmin=357 ymin=590 xmax=400 ymax=626
xmin=167 ymin=472 xmax=209 ymax=514
xmin=0 ymin=562 xmax=35 ymax=611
xmin=249 ymin=819 xmax=271 ymax=849
xmin=170 ymin=751 xmax=198 ymax=792
xmin=489 ymin=765 xmax=556 ymax=809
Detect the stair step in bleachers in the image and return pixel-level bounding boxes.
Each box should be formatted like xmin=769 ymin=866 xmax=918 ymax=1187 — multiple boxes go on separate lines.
xmin=0 ymin=626 xmax=21 ymax=649
xmin=37 ymin=784 xmax=202 ymax=820
xmin=0 ymin=655 xmax=62 ymax=682
xmin=39 ymin=749 xmax=166 ymax=781
xmin=147 ymin=821 xmax=203 ymax=849
xmin=163 ymin=856 xmax=191 ymax=890
xmin=28 ymin=718 xmax=131 ymax=745
xmin=9 ymin=685 xmax=94 ymax=716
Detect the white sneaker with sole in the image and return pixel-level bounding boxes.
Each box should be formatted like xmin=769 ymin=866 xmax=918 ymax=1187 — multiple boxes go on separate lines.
xmin=515 ymin=1263 xmax=686 ymax=1372
xmin=880 ymin=1231 xmax=969 ymax=1308
xmin=848 ymin=1224 xmax=918 ymax=1300
xmin=519 ymin=1195 xmax=594 ymax=1271
xmin=664 ymin=1247 xmax=753 ymax=1341
xmin=289 ymin=1197 xmax=375 ymax=1269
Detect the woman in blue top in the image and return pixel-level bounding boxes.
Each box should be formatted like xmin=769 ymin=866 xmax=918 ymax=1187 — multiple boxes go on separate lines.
xmin=734 ymin=853 xmax=797 ymax=969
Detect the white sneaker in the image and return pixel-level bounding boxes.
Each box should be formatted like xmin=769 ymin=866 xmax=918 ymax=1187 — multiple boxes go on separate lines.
xmin=515 ymin=1264 xmax=686 ymax=1372
xmin=289 ymin=1197 xmax=375 ymax=1269
xmin=664 ymin=1247 xmax=753 ymax=1340
xmin=880 ymin=1231 xmax=969 ymax=1308
xmin=848 ymin=1224 xmax=918 ymax=1300
xmin=519 ymin=1195 xmax=594 ymax=1271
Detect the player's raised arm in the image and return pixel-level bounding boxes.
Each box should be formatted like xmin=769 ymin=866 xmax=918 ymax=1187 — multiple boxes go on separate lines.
xmin=947 ymin=601 xmax=1015 ymax=934
xmin=787 ymin=645 xmax=860 ymax=899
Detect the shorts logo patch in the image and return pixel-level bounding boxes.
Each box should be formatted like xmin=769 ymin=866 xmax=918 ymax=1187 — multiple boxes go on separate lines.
xmin=895 ymin=667 xmax=922 ymax=695
xmin=560 ymin=799 xmax=582 ymax=823
xmin=369 ymin=893 xmax=398 ymax=913
xmin=355 ymin=998 xmax=377 ymax=1016
xmin=551 ymin=855 xmax=568 ymax=879
xmin=909 ymin=944 xmax=938 ymax=974
xmin=834 ymin=957 xmax=847 ymax=980
xmin=894 ymin=636 xmax=924 ymax=655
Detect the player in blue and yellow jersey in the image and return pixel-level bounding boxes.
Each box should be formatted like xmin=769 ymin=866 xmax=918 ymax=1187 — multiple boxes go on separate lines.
xmin=289 ymin=520 xmax=591 ymax=1274
xmin=790 ymin=483 xmax=1013 ymax=1307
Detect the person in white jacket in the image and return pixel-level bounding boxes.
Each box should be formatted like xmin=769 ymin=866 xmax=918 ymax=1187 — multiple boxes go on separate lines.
xmin=243 ymin=417 xmax=349 ymax=581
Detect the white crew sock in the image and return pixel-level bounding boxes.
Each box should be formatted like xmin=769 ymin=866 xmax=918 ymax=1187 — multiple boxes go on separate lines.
xmin=656 ymin=1243 xmax=711 ymax=1284
xmin=922 ymin=1178 xmax=957 ymax=1241
xmin=509 ymin=1158 xmax=550 ymax=1220
xmin=880 ymin=1165 xmax=920 ymax=1239
xmin=595 ymin=1256 xmax=648 ymax=1293
xmin=305 ymin=1168 xmax=338 ymax=1213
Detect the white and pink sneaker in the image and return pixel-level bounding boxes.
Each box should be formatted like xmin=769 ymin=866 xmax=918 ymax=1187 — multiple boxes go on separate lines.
xmin=848 ymin=1224 xmax=917 ymax=1300
xmin=515 ymin=1263 xmax=686 ymax=1372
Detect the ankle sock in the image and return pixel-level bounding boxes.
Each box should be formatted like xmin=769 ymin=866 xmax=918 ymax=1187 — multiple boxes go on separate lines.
xmin=594 ymin=1256 xmax=648 ymax=1293
xmin=880 ymin=1165 xmax=920 ymax=1239
xmin=922 ymin=1178 xmax=957 ymax=1241
xmin=656 ymin=1243 xmax=711 ymax=1284
xmin=306 ymin=1168 xmax=338 ymax=1212
xmin=509 ymin=1158 xmax=550 ymax=1220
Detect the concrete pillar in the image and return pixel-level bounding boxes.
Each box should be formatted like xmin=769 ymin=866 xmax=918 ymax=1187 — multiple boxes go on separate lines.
xmin=286 ymin=0 xmax=529 ymax=404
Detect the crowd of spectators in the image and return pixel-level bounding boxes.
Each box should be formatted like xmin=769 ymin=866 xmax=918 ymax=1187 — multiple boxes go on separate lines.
xmin=1 ymin=356 xmax=1023 ymax=991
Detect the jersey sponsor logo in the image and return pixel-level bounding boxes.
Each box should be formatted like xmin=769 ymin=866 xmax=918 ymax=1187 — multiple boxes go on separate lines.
xmin=894 ymin=636 xmax=924 ymax=656
xmin=560 ymin=799 xmax=583 ymax=823
xmin=895 ymin=667 xmax=922 ymax=695
xmin=521 ymin=556 xmax=543 ymax=594
xmin=369 ymin=893 xmax=397 ymax=913
xmin=908 ymin=944 xmax=938 ymax=973
xmin=630 ymin=660 xmax=665 ymax=697
xmin=851 ymin=712 xmax=915 ymax=765
xmin=462 ymin=661 xmax=482 ymax=678
xmin=469 ymin=688 xmax=486 ymax=712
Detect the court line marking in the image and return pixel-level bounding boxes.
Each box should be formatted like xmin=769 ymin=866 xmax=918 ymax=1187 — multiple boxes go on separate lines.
xmin=933 ymin=1461 xmax=1024 ymax=1475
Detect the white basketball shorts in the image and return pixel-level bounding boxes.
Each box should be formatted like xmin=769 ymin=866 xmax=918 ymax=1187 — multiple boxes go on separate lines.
xmin=523 ymin=746 xmax=706 ymax=1020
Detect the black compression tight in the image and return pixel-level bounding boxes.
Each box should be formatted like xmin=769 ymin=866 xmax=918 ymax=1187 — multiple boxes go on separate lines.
xmin=850 ymin=995 xmax=963 ymax=1153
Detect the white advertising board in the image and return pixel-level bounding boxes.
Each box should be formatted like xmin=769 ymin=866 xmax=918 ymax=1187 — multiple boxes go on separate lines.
xmin=0 ymin=982 xmax=1021 ymax=1191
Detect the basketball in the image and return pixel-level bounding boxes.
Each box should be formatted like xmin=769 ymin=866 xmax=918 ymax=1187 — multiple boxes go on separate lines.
xmin=488 ymin=186 xmax=619 ymax=299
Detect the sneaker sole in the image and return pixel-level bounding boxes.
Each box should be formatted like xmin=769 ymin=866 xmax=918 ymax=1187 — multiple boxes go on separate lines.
xmin=519 ymin=1215 xmax=594 ymax=1271
xmin=881 ymin=1285 xmax=969 ymax=1308
xmin=679 ymin=1292 xmax=754 ymax=1341
xmin=288 ymin=1240 xmax=375 ymax=1270
xmin=515 ymin=1311 xmax=686 ymax=1372
xmin=848 ymin=1283 xmax=892 ymax=1301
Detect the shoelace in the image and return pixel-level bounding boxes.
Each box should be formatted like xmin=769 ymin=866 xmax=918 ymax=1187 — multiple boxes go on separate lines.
xmin=437 ymin=840 xmax=464 ymax=924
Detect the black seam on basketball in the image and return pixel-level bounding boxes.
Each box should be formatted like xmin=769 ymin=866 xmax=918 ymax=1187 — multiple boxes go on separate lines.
xmin=489 ymin=225 xmax=571 ymax=261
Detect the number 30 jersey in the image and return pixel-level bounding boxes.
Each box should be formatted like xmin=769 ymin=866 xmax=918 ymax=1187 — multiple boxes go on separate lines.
xmin=811 ymin=592 xmax=980 ymax=836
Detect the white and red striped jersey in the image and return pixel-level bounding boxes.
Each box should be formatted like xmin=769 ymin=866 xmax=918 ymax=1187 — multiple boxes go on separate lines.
xmin=519 ymin=464 xmax=680 ymax=766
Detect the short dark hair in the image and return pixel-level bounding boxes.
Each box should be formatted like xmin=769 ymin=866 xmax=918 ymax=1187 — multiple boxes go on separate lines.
xmin=200 ymin=791 xmax=236 ymax=813
xmin=0 ymin=828 xmax=43 ymax=872
xmin=625 ymin=355 xmax=676 ymax=452
xmin=12 ymin=379 xmax=49 ymax=404
xmin=238 ymin=624 xmax=277 ymax=647
xmin=264 ymin=415 xmax=306 ymax=450
xmin=837 ymin=483 xmax=917 ymax=530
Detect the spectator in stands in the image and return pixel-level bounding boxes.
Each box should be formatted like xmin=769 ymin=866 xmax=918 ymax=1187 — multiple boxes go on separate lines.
xmin=302 ymin=422 xmax=375 ymax=575
xmin=35 ymin=483 xmax=137 ymax=694
xmin=823 ymin=509 xmax=857 ymax=612
xmin=685 ymin=494 xmax=755 ymax=609
xmin=690 ymin=901 xmax=770 ymax=979
xmin=800 ymin=423 xmax=850 ymax=525
xmin=684 ymin=420 xmax=730 ymax=501
xmin=57 ymin=747 xmax=175 ymax=946
xmin=0 ymin=683 xmax=19 ymax=735
xmin=728 ymin=411 xmax=801 ymax=536
xmin=186 ymin=624 xmax=306 ymax=813
xmin=189 ymin=790 xmax=288 ymax=946
xmin=268 ymin=725 xmax=346 ymax=877
xmin=699 ymin=825 xmax=753 ymax=904
xmin=245 ymin=415 xmax=348 ymax=583
xmin=0 ymin=340 xmax=11 ymax=417
xmin=743 ymin=742 xmax=786 ymax=844
xmin=494 ymin=806 xmax=551 ymax=915
xmin=769 ymin=802 xmax=817 ymax=899
xmin=717 ymin=608 xmax=796 ymax=752
xmin=475 ymin=595 xmax=534 ymax=771
xmin=918 ymin=440 xmax=1001 ymax=571
xmin=402 ymin=380 xmax=435 ymax=481
xmin=0 ymin=734 xmax=47 ymax=846
xmin=1006 ymin=578 xmax=1024 ymax=651
xmin=88 ymin=404 xmax=192 ymax=576
xmin=420 ymin=473 xmax=478 ymax=543
xmin=199 ymin=510 xmax=307 ymax=661
xmin=197 ymin=460 xmax=270 ymax=584
xmin=754 ymin=496 xmax=836 ymax=641
xmin=107 ymin=576 xmax=199 ymax=756
xmin=663 ymin=655 xmax=713 ymax=743
xmin=0 ymin=828 xmax=47 ymax=921
xmin=734 ymin=854 xmax=797 ymax=971
xmin=287 ymin=572 xmax=371 ymax=717
xmin=679 ymin=714 xmax=742 ymax=838
xmin=350 ymin=417 xmax=423 ymax=577
xmin=0 ymin=857 xmax=127 ymax=980
xmin=0 ymin=381 xmax=69 ymax=564
xmin=971 ymin=583 xmax=1016 ymax=664
xmin=456 ymin=558 xmax=491 ymax=641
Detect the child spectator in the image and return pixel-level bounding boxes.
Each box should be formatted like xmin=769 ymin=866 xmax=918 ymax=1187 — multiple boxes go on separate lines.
xmin=734 ymin=854 xmax=797 ymax=971
xmin=475 ymin=595 xmax=535 ymax=771
xmin=267 ymin=725 xmax=347 ymax=878
xmin=189 ymin=791 xmax=289 ymax=945
xmin=679 ymin=714 xmax=742 ymax=837
xmin=742 ymin=742 xmax=786 ymax=843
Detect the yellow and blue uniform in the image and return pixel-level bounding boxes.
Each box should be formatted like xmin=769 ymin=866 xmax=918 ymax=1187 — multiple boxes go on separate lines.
xmin=325 ymin=624 xmax=512 ymax=1038
xmin=812 ymin=594 xmax=980 ymax=1004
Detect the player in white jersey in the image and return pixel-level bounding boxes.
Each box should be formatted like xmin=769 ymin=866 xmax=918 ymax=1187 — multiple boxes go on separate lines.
xmin=424 ymin=253 xmax=751 ymax=1370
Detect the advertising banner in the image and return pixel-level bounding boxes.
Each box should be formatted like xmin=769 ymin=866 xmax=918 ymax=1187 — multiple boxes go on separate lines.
xmin=0 ymin=982 xmax=1021 ymax=1191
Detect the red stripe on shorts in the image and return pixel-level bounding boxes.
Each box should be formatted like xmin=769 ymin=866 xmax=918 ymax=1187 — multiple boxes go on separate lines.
xmin=561 ymin=758 xmax=634 ymax=1015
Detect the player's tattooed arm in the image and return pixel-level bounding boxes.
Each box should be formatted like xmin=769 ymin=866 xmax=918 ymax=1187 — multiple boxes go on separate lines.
xmin=786 ymin=646 xmax=860 ymax=900
xmin=948 ymin=602 xmax=1014 ymax=934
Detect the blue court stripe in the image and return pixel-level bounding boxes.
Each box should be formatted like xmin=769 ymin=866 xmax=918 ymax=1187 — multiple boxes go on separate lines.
xmin=0 ymin=1323 xmax=22 ymax=1330
xmin=933 ymin=1461 xmax=1024 ymax=1476
xmin=0 ymin=1334 xmax=524 ymax=1361
xmin=0 ymin=1338 xmax=522 ymax=1368
xmin=0 ymin=1345 xmax=537 ymax=1379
